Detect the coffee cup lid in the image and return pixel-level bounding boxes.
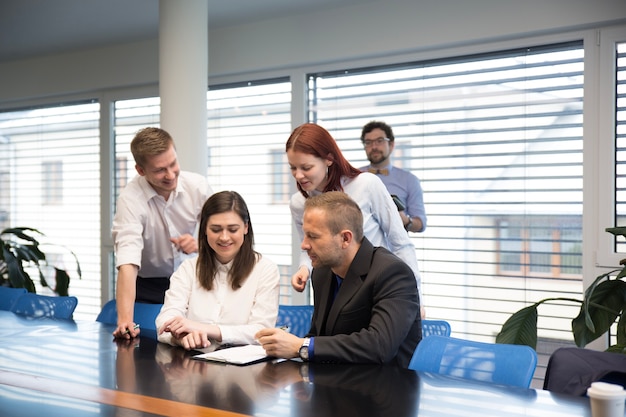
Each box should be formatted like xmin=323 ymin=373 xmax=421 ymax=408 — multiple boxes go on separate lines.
xmin=587 ymin=382 xmax=626 ymax=399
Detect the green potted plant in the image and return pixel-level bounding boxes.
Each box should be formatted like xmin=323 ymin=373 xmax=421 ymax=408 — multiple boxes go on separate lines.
xmin=496 ymin=227 xmax=626 ymax=353
xmin=0 ymin=227 xmax=81 ymax=296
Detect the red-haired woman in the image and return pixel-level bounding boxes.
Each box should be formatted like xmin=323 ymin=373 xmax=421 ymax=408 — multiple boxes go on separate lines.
xmin=286 ymin=123 xmax=421 ymax=297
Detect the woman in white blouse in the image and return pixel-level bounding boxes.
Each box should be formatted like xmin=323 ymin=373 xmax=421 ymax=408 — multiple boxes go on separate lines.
xmin=156 ymin=191 xmax=280 ymax=350
xmin=286 ymin=123 xmax=421 ymax=296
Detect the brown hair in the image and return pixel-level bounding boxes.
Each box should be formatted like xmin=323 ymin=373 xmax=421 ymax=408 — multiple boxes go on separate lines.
xmin=304 ymin=191 xmax=364 ymax=242
xmin=286 ymin=123 xmax=361 ymax=198
xmin=130 ymin=127 xmax=175 ymax=167
xmin=360 ymin=120 xmax=395 ymax=142
xmin=196 ymin=191 xmax=258 ymax=291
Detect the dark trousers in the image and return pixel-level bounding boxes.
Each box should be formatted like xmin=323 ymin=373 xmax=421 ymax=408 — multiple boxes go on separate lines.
xmin=135 ymin=276 xmax=170 ymax=304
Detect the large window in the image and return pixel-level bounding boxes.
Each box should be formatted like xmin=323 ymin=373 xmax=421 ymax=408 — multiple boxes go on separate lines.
xmin=207 ymin=80 xmax=294 ymax=301
xmin=0 ymin=102 xmax=101 ymax=319
xmin=307 ymin=41 xmax=585 ymax=342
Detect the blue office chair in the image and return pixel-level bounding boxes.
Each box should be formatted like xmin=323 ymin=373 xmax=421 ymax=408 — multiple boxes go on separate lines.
xmin=0 ymin=286 xmax=28 ymax=311
xmin=96 ymin=299 xmax=162 ymax=332
xmin=276 ymin=304 xmax=313 ymax=337
xmin=422 ymin=319 xmax=452 ymax=337
xmin=408 ymin=335 xmax=537 ymax=388
xmin=11 ymin=293 xmax=78 ymax=320
xmin=96 ymin=299 xmax=118 ymax=324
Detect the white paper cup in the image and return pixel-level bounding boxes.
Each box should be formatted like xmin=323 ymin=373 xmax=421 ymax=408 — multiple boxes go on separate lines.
xmin=587 ymin=382 xmax=626 ymax=417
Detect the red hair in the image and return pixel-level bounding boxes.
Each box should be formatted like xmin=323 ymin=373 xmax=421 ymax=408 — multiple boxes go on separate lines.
xmin=286 ymin=123 xmax=361 ymax=197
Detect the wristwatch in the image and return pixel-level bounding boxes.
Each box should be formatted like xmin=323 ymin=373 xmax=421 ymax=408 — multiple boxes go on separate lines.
xmin=298 ymin=337 xmax=311 ymax=361
xmin=404 ymin=215 xmax=412 ymax=231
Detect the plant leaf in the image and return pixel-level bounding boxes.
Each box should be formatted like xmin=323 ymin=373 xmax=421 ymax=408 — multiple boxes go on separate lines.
xmin=573 ymin=279 xmax=626 ymax=347
xmin=4 ymin=249 xmax=26 ymax=288
xmin=54 ymin=268 xmax=70 ymax=296
xmin=606 ymin=344 xmax=626 ymax=354
xmin=13 ymin=243 xmax=45 ymax=263
xmin=496 ymin=304 xmax=539 ymax=349
xmin=606 ymin=226 xmax=626 ymax=238
xmin=1 ymin=227 xmax=43 ymax=244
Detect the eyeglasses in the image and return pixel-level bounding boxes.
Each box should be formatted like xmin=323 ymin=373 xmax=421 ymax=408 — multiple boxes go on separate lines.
xmin=363 ymin=137 xmax=390 ymax=148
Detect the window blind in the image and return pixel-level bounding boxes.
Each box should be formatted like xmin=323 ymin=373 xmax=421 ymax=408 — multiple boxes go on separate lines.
xmin=206 ymin=80 xmax=294 ymax=302
xmin=307 ymin=41 xmax=584 ymax=343
xmin=0 ymin=101 xmax=101 ymax=319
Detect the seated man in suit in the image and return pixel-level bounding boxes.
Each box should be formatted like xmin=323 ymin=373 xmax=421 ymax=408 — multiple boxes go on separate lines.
xmin=256 ymin=191 xmax=422 ymax=367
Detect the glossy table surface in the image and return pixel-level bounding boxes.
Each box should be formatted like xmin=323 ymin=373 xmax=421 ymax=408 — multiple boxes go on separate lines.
xmin=0 ymin=310 xmax=597 ymax=417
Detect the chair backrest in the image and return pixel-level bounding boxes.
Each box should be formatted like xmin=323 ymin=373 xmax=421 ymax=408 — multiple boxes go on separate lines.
xmin=276 ymin=304 xmax=313 ymax=337
xmin=134 ymin=302 xmax=162 ymax=331
xmin=408 ymin=335 xmax=537 ymax=388
xmin=0 ymin=286 xmax=28 ymax=311
xmin=544 ymin=347 xmax=626 ymax=396
xmin=11 ymin=293 xmax=78 ymax=320
xmin=96 ymin=299 xmax=162 ymax=332
xmin=422 ymin=319 xmax=452 ymax=337
xmin=96 ymin=299 xmax=117 ymax=324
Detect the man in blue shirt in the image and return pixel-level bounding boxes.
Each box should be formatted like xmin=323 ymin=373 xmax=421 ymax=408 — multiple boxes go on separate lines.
xmin=360 ymin=121 xmax=426 ymax=233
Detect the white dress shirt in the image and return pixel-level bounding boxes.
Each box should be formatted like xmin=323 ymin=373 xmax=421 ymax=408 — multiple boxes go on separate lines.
xmin=112 ymin=171 xmax=212 ymax=278
xmin=156 ymin=255 xmax=280 ymax=346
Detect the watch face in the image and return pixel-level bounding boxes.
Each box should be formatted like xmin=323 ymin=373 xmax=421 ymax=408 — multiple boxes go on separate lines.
xmin=299 ymin=345 xmax=309 ymax=360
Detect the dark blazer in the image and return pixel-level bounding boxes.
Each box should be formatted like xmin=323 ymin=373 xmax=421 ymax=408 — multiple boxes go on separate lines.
xmin=308 ymin=238 xmax=422 ymax=367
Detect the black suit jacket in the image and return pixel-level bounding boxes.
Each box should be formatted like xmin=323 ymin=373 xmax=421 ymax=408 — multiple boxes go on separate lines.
xmin=308 ymin=238 xmax=422 ymax=367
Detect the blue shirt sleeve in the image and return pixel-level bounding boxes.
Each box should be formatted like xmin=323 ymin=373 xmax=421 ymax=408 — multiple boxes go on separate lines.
xmin=309 ymin=336 xmax=315 ymax=361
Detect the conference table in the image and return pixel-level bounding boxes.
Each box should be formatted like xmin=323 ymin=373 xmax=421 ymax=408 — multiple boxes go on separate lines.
xmin=0 ymin=310 xmax=599 ymax=417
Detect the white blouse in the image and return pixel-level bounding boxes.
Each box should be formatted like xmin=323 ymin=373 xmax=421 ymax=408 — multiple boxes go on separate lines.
xmin=112 ymin=171 xmax=212 ymax=277
xmin=156 ymin=254 xmax=280 ymax=346
xmin=290 ymin=172 xmax=421 ymax=291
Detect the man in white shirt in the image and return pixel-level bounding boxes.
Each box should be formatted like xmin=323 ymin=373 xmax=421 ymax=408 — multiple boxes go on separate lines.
xmin=111 ymin=127 xmax=213 ymax=338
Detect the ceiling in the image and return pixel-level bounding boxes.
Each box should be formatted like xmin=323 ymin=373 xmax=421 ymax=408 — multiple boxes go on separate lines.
xmin=0 ymin=0 xmax=364 ymax=63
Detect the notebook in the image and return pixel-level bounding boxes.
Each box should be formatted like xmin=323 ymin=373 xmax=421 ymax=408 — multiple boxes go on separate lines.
xmin=193 ymin=344 xmax=272 ymax=365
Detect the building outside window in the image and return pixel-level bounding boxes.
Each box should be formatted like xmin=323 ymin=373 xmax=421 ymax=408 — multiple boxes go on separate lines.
xmin=42 ymin=160 xmax=63 ymax=206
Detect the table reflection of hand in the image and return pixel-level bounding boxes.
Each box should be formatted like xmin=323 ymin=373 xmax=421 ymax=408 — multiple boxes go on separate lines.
xmin=114 ymin=338 xmax=143 ymax=417
xmin=115 ymin=337 xmax=141 ymax=392
xmin=257 ymin=360 xmax=303 ymax=390
xmin=157 ymin=345 xmax=209 ymax=380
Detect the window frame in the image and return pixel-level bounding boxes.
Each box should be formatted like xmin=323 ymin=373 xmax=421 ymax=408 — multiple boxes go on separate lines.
xmin=596 ymin=26 xmax=626 ymax=270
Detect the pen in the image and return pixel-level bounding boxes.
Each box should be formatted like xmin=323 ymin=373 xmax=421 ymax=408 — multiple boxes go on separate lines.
xmin=123 ymin=324 xmax=140 ymax=335
xmin=278 ymin=325 xmax=289 ymax=332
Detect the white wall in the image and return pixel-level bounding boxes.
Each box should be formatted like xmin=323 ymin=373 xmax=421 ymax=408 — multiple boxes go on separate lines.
xmin=0 ymin=0 xmax=625 ymax=105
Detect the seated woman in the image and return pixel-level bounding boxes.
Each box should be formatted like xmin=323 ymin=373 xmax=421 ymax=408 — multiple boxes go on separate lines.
xmin=156 ymin=191 xmax=280 ymax=350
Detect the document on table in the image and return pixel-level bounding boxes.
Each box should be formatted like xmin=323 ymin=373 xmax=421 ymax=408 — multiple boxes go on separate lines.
xmin=193 ymin=344 xmax=272 ymax=365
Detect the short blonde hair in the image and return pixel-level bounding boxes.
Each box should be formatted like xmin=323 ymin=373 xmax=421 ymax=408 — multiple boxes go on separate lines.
xmin=130 ymin=127 xmax=175 ymax=167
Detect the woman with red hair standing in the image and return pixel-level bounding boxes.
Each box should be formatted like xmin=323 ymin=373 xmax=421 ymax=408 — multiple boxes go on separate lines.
xmin=285 ymin=123 xmax=421 ymax=299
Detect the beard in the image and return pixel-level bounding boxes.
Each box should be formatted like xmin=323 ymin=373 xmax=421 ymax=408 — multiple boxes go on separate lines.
xmin=368 ymin=151 xmax=388 ymax=165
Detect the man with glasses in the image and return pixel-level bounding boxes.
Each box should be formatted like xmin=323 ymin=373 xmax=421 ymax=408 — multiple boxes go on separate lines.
xmin=360 ymin=121 xmax=426 ymax=234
